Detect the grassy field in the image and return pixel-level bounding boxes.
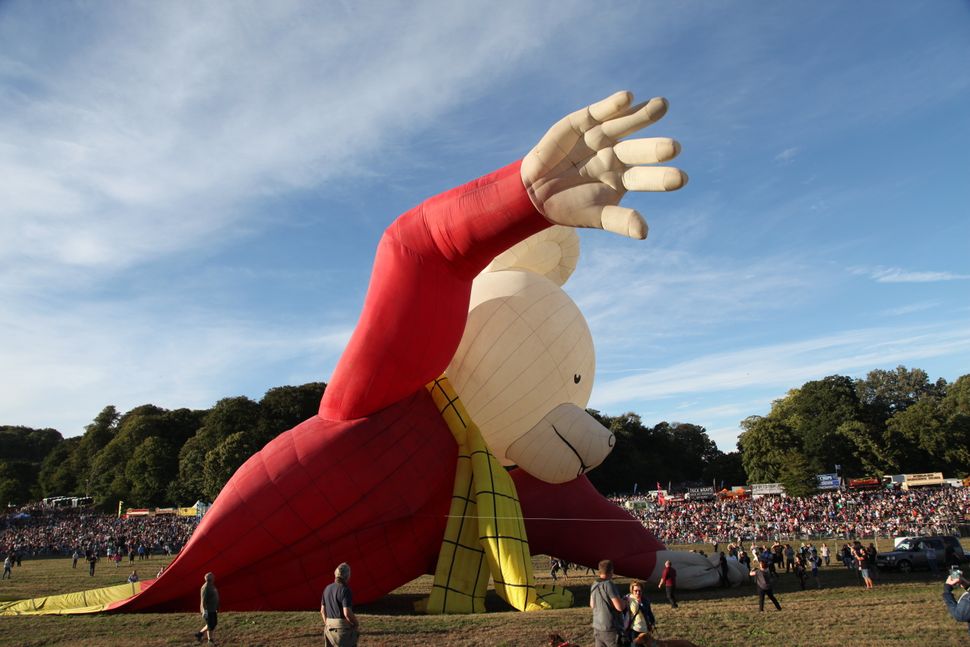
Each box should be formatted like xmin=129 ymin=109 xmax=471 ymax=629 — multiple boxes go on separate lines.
xmin=2 ymin=541 xmax=969 ymax=646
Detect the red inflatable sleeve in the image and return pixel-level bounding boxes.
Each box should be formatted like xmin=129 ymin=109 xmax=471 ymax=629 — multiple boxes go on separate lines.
xmin=320 ymin=160 xmax=549 ymax=420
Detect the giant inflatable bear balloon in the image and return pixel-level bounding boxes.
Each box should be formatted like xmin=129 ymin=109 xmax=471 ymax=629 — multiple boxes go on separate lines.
xmin=1 ymin=91 xmax=744 ymax=616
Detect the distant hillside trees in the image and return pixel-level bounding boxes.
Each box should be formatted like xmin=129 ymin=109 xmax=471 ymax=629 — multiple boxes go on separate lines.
xmin=2 ymin=383 xmax=325 ymax=510
xmin=0 ymin=426 xmax=63 ymax=504
xmin=738 ymin=367 xmax=970 ymax=487
xmin=586 ymin=412 xmax=744 ymax=494
xmin=1 ymin=366 xmax=967 ymax=508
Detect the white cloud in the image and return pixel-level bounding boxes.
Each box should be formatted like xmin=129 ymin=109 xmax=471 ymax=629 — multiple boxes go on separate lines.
xmin=566 ymin=235 xmax=818 ymax=360
xmin=0 ymin=1 xmax=595 ymax=283
xmin=851 ymin=266 xmax=970 ymax=283
xmin=775 ymin=147 xmax=799 ymax=164
xmin=0 ymin=296 xmax=353 ymax=435
xmin=591 ymin=323 xmax=970 ymax=406
xmin=882 ymin=301 xmax=940 ymax=316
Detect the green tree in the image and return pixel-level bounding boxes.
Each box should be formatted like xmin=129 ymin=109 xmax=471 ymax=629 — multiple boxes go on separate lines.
xmin=174 ymin=397 xmax=260 ymax=503
xmin=0 ymin=460 xmax=36 ymax=506
xmin=706 ymin=451 xmax=746 ymax=488
xmin=587 ymin=412 xmax=651 ymax=494
xmin=884 ymin=398 xmax=943 ymax=473
xmin=38 ymin=437 xmax=82 ymax=496
xmin=836 ymin=420 xmax=894 ymax=475
xmin=126 ymin=436 xmax=178 ymax=507
xmin=855 ymin=365 xmax=946 ymax=419
xmin=256 ymin=383 xmax=326 ymax=445
xmin=884 ymin=379 xmax=970 ymax=475
xmin=656 ymin=422 xmax=721 ymax=484
xmin=787 ymin=376 xmax=863 ymax=475
xmin=202 ymin=432 xmax=258 ymax=500
xmin=777 ymin=450 xmax=817 ymax=497
xmin=737 ymin=415 xmax=792 ymax=482
xmin=0 ymin=426 xmax=63 ymax=463
xmin=171 ymin=435 xmax=209 ymax=504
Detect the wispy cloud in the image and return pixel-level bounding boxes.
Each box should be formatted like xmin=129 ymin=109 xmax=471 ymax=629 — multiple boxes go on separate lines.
xmin=881 ymin=301 xmax=940 ymax=316
xmin=775 ymin=147 xmax=799 ymax=164
xmin=0 ymin=295 xmax=354 ymax=434
xmin=0 ymin=1 xmax=591 ymax=284
xmin=591 ymin=323 xmax=970 ymax=407
xmin=851 ymin=266 xmax=970 ymax=283
xmin=566 ymin=233 xmax=819 ymax=361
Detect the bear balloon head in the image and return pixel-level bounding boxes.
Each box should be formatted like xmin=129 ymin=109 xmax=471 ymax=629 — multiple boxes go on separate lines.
xmin=445 ymin=226 xmax=615 ymax=484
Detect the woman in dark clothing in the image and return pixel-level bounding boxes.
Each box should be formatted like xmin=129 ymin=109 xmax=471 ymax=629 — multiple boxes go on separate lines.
xmin=793 ymin=555 xmax=807 ymax=591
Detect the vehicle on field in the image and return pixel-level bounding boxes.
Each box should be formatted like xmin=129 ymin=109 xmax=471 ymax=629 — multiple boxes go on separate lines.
xmin=875 ymin=536 xmax=966 ymax=573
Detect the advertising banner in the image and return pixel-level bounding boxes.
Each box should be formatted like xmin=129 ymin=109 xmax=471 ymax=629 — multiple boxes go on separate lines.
xmin=904 ymin=472 xmax=944 ymax=487
xmin=816 ymin=473 xmax=841 ymax=490
xmin=687 ymin=486 xmax=715 ymax=500
xmin=848 ymin=477 xmax=881 ymax=490
xmin=751 ymin=483 xmax=785 ymax=495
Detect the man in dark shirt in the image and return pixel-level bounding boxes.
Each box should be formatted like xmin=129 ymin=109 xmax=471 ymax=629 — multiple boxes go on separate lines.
xmin=322 ymin=562 xmax=359 ymax=647
xmin=195 ymin=572 xmax=219 ymax=644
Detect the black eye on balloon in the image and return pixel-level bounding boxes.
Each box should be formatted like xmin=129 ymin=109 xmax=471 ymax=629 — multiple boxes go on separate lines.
xmin=573 ymin=374 xmax=582 ymax=384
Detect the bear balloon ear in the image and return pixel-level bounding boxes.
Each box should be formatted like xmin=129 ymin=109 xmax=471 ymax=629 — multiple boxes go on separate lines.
xmin=482 ymin=226 xmax=580 ymax=286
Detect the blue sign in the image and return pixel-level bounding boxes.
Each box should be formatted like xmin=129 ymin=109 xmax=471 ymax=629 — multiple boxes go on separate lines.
xmin=816 ymin=473 xmax=841 ymax=490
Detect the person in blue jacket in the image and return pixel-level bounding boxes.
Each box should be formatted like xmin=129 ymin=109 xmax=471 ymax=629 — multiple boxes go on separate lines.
xmin=944 ymin=572 xmax=970 ymax=636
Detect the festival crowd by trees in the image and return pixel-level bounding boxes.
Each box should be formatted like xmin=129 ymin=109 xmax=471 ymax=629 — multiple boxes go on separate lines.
xmin=0 ymin=366 xmax=967 ymax=510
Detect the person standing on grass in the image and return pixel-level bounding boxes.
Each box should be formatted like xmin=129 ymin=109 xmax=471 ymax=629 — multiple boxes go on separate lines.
xmin=820 ymin=543 xmax=829 ymax=567
xmin=2 ymin=554 xmax=12 ymax=579
xmin=590 ymin=559 xmax=626 ymax=647
xmin=854 ymin=543 xmax=874 ymax=589
xmin=72 ymin=549 xmax=79 ymax=569
xmin=750 ymin=561 xmax=781 ymax=612
xmin=87 ymin=551 xmax=98 ymax=577
xmin=195 ymin=572 xmax=219 ymax=644
xmin=550 ymin=556 xmax=563 ymax=581
xmin=322 ymin=562 xmax=359 ymax=647
xmin=658 ymin=559 xmax=678 ymax=608
xmin=793 ymin=555 xmax=807 ymax=591
xmin=927 ymin=544 xmax=939 ymax=574
xmin=809 ymin=553 xmax=821 ymax=588
xmin=718 ymin=552 xmax=730 ymax=588
xmin=627 ymin=579 xmax=656 ymax=641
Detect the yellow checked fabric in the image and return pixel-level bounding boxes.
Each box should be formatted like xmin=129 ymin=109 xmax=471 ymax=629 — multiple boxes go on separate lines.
xmin=0 ymin=581 xmax=142 ymax=615
xmin=422 ymin=377 xmax=573 ymax=614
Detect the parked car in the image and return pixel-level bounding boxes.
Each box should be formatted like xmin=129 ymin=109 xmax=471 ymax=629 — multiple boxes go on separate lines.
xmin=875 ymin=536 xmax=966 ymax=573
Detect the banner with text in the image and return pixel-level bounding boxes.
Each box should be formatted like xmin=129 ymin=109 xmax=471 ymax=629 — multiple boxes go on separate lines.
xmin=687 ymin=486 xmax=715 ymax=500
xmin=905 ymin=472 xmax=944 ymax=487
xmin=751 ymin=483 xmax=785 ymax=495
xmin=816 ymin=473 xmax=841 ymax=490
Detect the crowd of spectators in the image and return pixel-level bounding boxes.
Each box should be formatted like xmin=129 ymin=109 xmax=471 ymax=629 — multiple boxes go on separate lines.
xmin=1 ymin=505 xmax=199 ymax=559
xmin=4 ymin=485 xmax=968 ymax=561
xmin=611 ymin=485 xmax=970 ymax=544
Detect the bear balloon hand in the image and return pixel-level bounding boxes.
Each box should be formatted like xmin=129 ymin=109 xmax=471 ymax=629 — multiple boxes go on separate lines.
xmin=521 ymin=91 xmax=686 ymax=240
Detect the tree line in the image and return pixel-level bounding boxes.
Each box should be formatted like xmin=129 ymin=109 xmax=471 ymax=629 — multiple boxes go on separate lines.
xmin=738 ymin=367 xmax=970 ymax=496
xmin=1 ymin=366 xmax=966 ymax=509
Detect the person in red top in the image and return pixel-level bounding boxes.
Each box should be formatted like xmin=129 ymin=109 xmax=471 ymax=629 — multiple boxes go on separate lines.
xmin=658 ymin=559 xmax=678 ymax=608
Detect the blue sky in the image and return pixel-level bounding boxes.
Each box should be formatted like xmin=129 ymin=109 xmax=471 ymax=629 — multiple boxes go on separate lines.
xmin=2 ymin=1 xmax=968 ymax=450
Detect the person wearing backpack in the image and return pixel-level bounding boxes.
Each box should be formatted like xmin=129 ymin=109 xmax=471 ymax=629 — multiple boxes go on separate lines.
xmin=626 ymin=580 xmax=656 ymax=642
xmin=590 ymin=559 xmax=627 ymax=647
